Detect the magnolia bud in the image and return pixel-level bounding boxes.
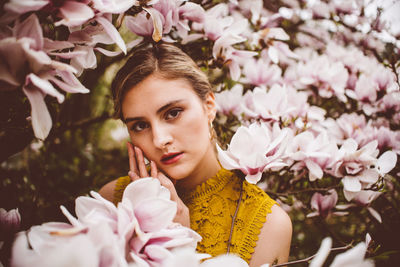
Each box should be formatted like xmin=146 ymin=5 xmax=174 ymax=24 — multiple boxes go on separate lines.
xmin=0 ymin=208 xmax=21 ymax=235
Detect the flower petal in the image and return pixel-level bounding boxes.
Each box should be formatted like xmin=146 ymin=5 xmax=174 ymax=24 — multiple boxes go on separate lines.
xmin=135 ymin=198 xmax=177 ymax=232
xmin=123 ymin=178 xmax=163 ymax=208
xmin=309 ymin=237 xmax=332 ymax=267
xmin=342 ymin=176 xmax=362 ymax=192
xmin=25 ymin=73 xmax=64 ymax=103
xmin=377 ymin=150 xmax=397 ymax=174
xmin=96 ymin=16 xmax=127 ymax=54
xmin=143 ymin=7 xmax=164 ymax=42
xmin=55 ymin=1 xmax=95 ymax=27
xmin=22 ymin=85 xmax=52 ymax=140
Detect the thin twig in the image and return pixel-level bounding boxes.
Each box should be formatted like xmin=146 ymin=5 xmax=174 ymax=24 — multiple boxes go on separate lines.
xmin=271 ymin=243 xmax=354 ymax=267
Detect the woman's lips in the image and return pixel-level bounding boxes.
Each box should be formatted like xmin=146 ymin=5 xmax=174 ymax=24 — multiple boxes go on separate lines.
xmin=161 ymin=152 xmax=184 ymax=165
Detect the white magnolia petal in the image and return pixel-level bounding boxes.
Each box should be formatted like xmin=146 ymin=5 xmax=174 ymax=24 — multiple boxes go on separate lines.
xmin=305 ymin=160 xmax=323 ymax=181
xmin=309 ymin=237 xmax=332 ymax=267
xmin=96 ymin=16 xmax=127 ymax=54
xmin=22 ymin=86 xmax=52 ymax=140
xmin=47 ymin=76 xmax=89 ymax=94
xmin=306 ymin=211 xmax=319 ymax=218
xmin=343 ymin=190 xmax=357 ymax=201
xmin=367 ymin=207 xmax=382 ymax=223
xmin=330 ymin=242 xmax=373 ymax=267
xmin=377 ymin=150 xmax=397 ymax=174
xmin=55 ymin=1 xmax=95 ymax=27
xmin=216 ymin=145 xmax=241 ymax=170
xmin=94 ymin=47 xmax=123 ymax=57
xmin=245 ymin=172 xmax=262 ymax=184
xmin=14 ymin=14 xmax=44 ymax=50
xmin=358 ymin=169 xmax=379 ymax=184
xmin=60 ymin=206 xmax=80 ymax=227
xmin=144 ymin=245 xmax=173 ymax=262
xmin=26 ymin=73 xmax=64 ymax=103
xmin=48 ymin=50 xmax=87 ymax=59
xmin=135 ymin=198 xmax=177 ymax=232
xmin=122 ymin=178 xmax=161 ymax=208
xmin=342 ymin=176 xmax=362 ymax=192
xmin=268 ymin=46 xmax=279 ymax=64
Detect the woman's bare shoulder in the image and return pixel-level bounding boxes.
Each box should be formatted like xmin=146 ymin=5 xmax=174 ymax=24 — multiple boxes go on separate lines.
xmin=98 ymin=179 xmax=119 ymax=202
xmin=250 ymin=204 xmax=292 ymax=266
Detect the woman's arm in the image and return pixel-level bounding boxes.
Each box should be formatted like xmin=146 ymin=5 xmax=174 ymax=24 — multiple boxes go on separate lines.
xmin=249 ymin=204 xmax=292 ymax=267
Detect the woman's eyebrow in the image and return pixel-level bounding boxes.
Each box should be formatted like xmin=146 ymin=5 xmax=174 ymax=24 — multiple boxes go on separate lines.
xmin=156 ymin=99 xmax=183 ymax=115
xmin=124 ymin=99 xmax=184 ymax=123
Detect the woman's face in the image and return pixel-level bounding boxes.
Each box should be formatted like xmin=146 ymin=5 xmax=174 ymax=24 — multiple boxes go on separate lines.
xmin=122 ymin=74 xmax=218 ymax=185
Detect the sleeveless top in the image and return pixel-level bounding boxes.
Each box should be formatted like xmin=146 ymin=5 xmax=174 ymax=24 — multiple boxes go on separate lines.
xmin=112 ymin=168 xmax=276 ymax=263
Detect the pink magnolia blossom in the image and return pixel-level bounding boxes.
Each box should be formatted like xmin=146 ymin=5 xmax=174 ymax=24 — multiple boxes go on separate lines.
xmin=53 ymin=0 xmax=94 ymax=28
xmin=251 ymin=27 xmax=299 ymax=64
xmin=211 ymin=18 xmax=256 ymax=80
xmin=0 ymin=208 xmax=21 ymax=234
xmin=332 ymin=139 xmax=381 ymax=201
xmin=287 ymin=131 xmax=337 ymax=181
xmin=307 ymin=189 xmax=349 ymax=218
xmin=241 ymin=57 xmax=282 ymax=86
xmin=217 ymin=123 xmax=291 ymax=183
xmin=11 ymin=177 xmax=201 ymax=267
xmin=0 ymin=14 xmax=89 ymax=139
xmin=241 ymin=85 xmax=295 ymax=122
xmin=215 ymin=84 xmax=244 ymax=116
xmin=202 ymin=3 xmax=231 ymax=41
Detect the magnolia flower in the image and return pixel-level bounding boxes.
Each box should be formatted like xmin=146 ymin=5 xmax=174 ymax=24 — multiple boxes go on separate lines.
xmin=202 ymin=3 xmax=231 ymax=41
xmin=0 ymin=14 xmax=89 ymax=139
xmin=307 ymin=190 xmax=349 ymax=218
xmin=217 ymin=123 xmax=290 ymax=183
xmin=241 ymin=85 xmax=295 ymax=122
xmin=287 ymin=131 xmax=337 ymax=181
xmin=12 ymin=177 xmax=201 ymax=266
xmin=331 ymin=139 xmax=395 ymax=201
xmin=241 ymin=58 xmax=282 ymax=87
xmin=310 ymin=237 xmax=374 ymax=267
xmin=215 ymin=84 xmax=244 ymax=116
xmin=346 ymin=74 xmax=378 ymax=115
xmin=296 ymin=54 xmax=349 ymax=102
xmin=212 ymin=18 xmax=256 ymax=80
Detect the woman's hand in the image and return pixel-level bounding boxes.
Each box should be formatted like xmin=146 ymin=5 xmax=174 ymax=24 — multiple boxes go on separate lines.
xmin=127 ymin=142 xmax=190 ymax=228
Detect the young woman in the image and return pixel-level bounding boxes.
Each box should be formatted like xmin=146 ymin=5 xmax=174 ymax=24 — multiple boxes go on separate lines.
xmin=99 ymin=43 xmax=292 ymax=266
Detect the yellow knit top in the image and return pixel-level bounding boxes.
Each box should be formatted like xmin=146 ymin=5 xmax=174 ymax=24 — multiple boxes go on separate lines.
xmin=112 ymin=168 xmax=276 ymax=263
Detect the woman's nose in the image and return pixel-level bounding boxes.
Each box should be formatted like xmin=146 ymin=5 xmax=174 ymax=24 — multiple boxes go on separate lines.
xmin=152 ymin=123 xmax=173 ymax=149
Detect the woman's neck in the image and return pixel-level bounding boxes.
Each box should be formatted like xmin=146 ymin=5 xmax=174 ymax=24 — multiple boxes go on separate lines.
xmin=176 ymin=146 xmax=221 ymax=191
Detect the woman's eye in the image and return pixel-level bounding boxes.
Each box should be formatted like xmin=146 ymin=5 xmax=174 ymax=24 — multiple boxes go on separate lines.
xmin=131 ymin=121 xmax=148 ymax=132
xmin=165 ymin=108 xmax=182 ymax=120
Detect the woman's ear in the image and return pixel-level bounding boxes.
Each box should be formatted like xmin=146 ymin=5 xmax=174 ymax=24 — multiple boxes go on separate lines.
xmin=205 ymin=92 xmax=217 ymax=122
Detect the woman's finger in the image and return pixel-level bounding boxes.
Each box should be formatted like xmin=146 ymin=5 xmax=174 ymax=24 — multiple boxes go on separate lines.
xmin=127 ymin=142 xmax=139 ymax=176
xmin=134 ymin=146 xmax=149 ymax=177
xmin=156 ymin=172 xmax=179 ymax=202
xmin=128 ymin=170 xmax=140 ymax=181
xmin=150 ymin=161 xmax=158 ymax=178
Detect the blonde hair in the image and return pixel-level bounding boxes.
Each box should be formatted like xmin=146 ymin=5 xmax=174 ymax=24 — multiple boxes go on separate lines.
xmin=111 ymin=44 xmax=212 ymax=120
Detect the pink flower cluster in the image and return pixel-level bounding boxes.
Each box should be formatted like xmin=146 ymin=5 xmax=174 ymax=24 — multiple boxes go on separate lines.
xmin=11 ymin=178 xmax=201 ymax=267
